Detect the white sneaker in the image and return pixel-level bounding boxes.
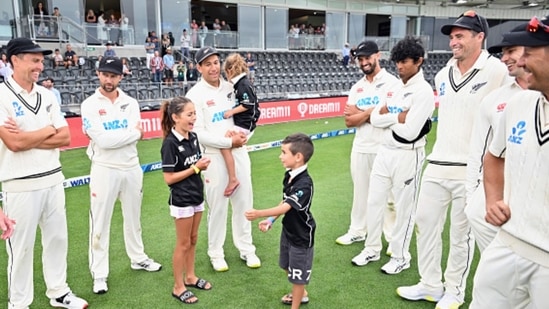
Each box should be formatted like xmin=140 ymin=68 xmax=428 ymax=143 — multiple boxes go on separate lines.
xmin=50 ymin=292 xmax=88 ymax=309
xmin=351 ymin=250 xmax=380 ymax=266
xmin=131 ymin=258 xmax=162 ymax=272
xmin=396 ymin=282 xmax=444 ymax=302
xmin=436 ymin=293 xmax=464 ymax=309
xmin=335 ymin=233 xmax=365 ymax=245
xmin=211 ymin=258 xmax=229 ymax=272
xmin=240 ymin=254 xmax=261 ymax=268
xmin=381 ymin=258 xmax=410 ymax=274
xmin=93 ymin=278 xmax=108 ymax=294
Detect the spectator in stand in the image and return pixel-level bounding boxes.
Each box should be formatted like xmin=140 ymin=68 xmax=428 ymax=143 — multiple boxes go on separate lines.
xmin=168 ymin=32 xmax=175 ymax=46
xmin=186 ymin=61 xmax=198 ymax=83
xmin=180 ymin=29 xmax=191 ymax=61
xmin=64 ymin=44 xmax=78 ymax=67
xmin=107 ymin=14 xmax=120 ymax=45
xmin=190 ymin=19 xmax=199 ymax=48
xmin=161 ymin=33 xmax=171 ymax=57
xmin=41 ymin=77 xmax=62 ymax=105
xmin=198 ymin=21 xmax=208 ymax=48
xmin=95 ymin=55 xmax=103 ymax=70
xmin=145 ymin=37 xmax=155 ymax=69
xmin=149 ymin=30 xmax=160 ymax=52
xmin=33 ymin=1 xmax=48 ymax=36
xmin=174 ymin=60 xmax=186 ymax=85
xmin=86 ymin=9 xmax=97 ymax=23
xmin=97 ymin=11 xmax=107 ymax=44
xmin=52 ymin=48 xmax=65 ymax=68
xmin=0 ymin=53 xmax=12 ymax=81
xmin=121 ymin=57 xmax=132 ymax=77
xmin=150 ymin=50 xmax=164 ymax=83
xmin=220 ymin=21 xmax=231 ymax=48
xmin=50 ymin=7 xmax=61 ymax=37
xmin=342 ymin=42 xmax=351 ymax=66
xmin=103 ymin=42 xmax=116 ymax=58
xmin=212 ymin=18 xmax=221 ymax=47
xmin=245 ymin=52 xmax=256 ymax=84
xmin=163 ymin=47 xmax=175 ymax=86
xmin=119 ymin=14 xmax=129 ymax=46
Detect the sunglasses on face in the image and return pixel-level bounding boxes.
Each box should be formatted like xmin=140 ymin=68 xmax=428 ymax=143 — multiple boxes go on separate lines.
xmin=527 ymin=16 xmax=549 ymax=33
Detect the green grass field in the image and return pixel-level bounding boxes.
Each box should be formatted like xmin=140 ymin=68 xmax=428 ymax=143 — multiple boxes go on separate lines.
xmin=0 ymin=116 xmax=480 ymax=308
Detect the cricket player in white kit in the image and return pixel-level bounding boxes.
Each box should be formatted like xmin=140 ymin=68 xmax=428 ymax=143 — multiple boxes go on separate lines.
xmin=471 ymin=16 xmax=549 ymax=308
xmin=81 ymin=57 xmax=161 ymax=295
xmin=397 ymin=11 xmax=508 ymax=309
xmin=352 ymin=37 xmax=435 ymax=274
xmin=336 ymin=41 xmax=399 ymax=247
xmin=465 ymin=25 xmax=529 ymax=253
xmin=186 ymin=47 xmax=260 ymax=272
xmin=0 ymin=38 xmax=87 ymax=309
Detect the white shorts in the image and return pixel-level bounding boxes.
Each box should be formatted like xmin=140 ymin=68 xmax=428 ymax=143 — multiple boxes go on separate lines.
xmin=170 ymin=202 xmax=204 ymax=219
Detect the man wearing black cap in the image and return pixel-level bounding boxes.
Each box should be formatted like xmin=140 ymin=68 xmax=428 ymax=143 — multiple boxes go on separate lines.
xmin=397 ymin=11 xmax=508 ymax=309
xmin=465 ymin=24 xmax=529 ymax=254
xmin=0 ymin=38 xmax=88 ymax=308
xmin=471 ymin=16 xmax=549 ymax=308
xmin=81 ymin=57 xmax=162 ymax=295
xmin=336 ymin=40 xmax=399 ymax=249
xmin=185 ymin=46 xmax=260 ymax=272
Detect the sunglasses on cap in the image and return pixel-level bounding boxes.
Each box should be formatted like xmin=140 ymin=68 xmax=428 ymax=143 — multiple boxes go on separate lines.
xmin=461 ymin=10 xmax=484 ymax=30
xmin=527 ymin=16 xmax=549 ymax=33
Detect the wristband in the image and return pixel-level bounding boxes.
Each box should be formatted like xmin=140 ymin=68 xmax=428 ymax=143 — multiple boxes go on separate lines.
xmin=267 ymin=217 xmax=276 ymax=224
xmin=191 ymin=164 xmax=200 ymax=174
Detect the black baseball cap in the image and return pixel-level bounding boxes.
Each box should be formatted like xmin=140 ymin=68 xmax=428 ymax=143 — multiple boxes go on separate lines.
xmin=195 ymin=46 xmax=219 ymax=64
xmin=487 ymin=23 xmax=528 ymax=54
xmin=7 ymin=38 xmax=52 ymax=60
xmin=508 ymin=16 xmax=549 ymax=48
xmin=441 ymin=11 xmax=489 ymax=36
xmin=352 ymin=41 xmax=379 ymax=57
xmin=98 ymin=57 xmax=123 ymax=75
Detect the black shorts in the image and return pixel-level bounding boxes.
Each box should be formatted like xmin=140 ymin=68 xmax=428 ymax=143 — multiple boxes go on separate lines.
xmin=164 ymin=69 xmax=174 ymax=79
xmin=279 ymin=232 xmax=314 ymax=285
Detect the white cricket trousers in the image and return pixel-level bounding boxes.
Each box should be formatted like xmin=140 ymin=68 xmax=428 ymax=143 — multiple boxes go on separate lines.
xmin=363 ymin=146 xmax=424 ymax=260
xmin=4 ymin=184 xmax=71 ymax=308
xmin=347 ymin=151 xmax=395 ymax=240
xmin=415 ymin=172 xmax=475 ymax=300
xmin=470 ymin=231 xmax=549 ymax=309
xmin=464 ymin=183 xmax=498 ymax=252
xmin=88 ymin=164 xmax=149 ymax=279
xmin=202 ymin=147 xmax=256 ymax=259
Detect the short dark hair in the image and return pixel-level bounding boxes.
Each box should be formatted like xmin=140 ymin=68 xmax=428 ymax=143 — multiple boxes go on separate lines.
xmin=282 ymin=133 xmax=314 ymax=163
xmin=390 ymin=36 xmax=425 ymax=65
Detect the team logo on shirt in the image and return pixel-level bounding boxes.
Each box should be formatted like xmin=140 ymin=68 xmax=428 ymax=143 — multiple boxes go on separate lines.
xmin=242 ymin=93 xmax=250 ymax=103
xmin=403 ymin=92 xmax=412 ymax=99
xmin=178 ymin=145 xmax=185 ymax=152
xmin=508 ymin=120 xmax=526 ymax=145
xmin=120 ymin=104 xmax=129 ymax=112
xmin=46 ymin=104 xmax=52 ymax=113
xmin=102 ymin=119 xmax=129 ymax=130
xmin=356 ymin=96 xmax=380 ymax=108
xmin=357 ymin=87 xmax=364 ymax=93
xmin=226 ymin=92 xmax=233 ymax=100
xmin=183 ymin=154 xmax=200 ymax=166
xmin=206 ymin=99 xmax=215 ymax=107
xmin=12 ymin=101 xmax=24 ymax=117
xmin=496 ymin=103 xmax=506 ymax=112
xmin=376 ymin=83 xmax=386 ymax=89
xmin=439 ymin=82 xmax=446 ymax=96
xmin=99 ymin=109 xmax=107 ymax=116
xmin=387 ymin=106 xmax=404 ymax=114
xmin=470 ymin=82 xmax=487 ymax=94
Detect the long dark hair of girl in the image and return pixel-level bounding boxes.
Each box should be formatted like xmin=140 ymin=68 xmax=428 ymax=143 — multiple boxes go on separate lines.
xmin=159 ymin=96 xmax=193 ymax=138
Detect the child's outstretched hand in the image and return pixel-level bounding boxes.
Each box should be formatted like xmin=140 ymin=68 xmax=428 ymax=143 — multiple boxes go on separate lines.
xmin=258 ymin=220 xmax=272 ymax=233
xmin=244 ymin=209 xmax=258 ymax=221
xmin=223 ymin=110 xmax=233 ymax=119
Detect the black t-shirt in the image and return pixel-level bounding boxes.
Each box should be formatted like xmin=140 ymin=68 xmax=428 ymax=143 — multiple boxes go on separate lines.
xmin=160 ymin=131 xmax=204 ymax=207
xmin=186 ymin=68 xmax=199 ymax=82
xmin=233 ymin=75 xmax=260 ymax=131
xmin=281 ymin=169 xmax=316 ymax=248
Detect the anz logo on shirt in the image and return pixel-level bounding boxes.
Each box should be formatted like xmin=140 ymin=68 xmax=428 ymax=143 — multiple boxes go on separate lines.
xmin=439 ymin=82 xmax=446 ymax=96
xmin=387 ymin=106 xmax=404 ymax=114
xmin=356 ymin=96 xmax=380 ymax=108
xmin=102 ymin=119 xmax=129 ymax=130
xmin=508 ymin=121 xmax=526 ymax=145
xmin=12 ymin=101 xmax=24 ymax=117
xmin=183 ymin=154 xmax=200 ymax=166
xmin=212 ymin=111 xmax=225 ymax=123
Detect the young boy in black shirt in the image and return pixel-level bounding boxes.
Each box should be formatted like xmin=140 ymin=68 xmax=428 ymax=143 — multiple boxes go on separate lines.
xmin=245 ymin=133 xmax=315 ymax=308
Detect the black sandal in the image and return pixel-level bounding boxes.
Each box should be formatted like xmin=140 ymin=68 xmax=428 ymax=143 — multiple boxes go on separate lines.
xmin=172 ymin=290 xmax=198 ymax=304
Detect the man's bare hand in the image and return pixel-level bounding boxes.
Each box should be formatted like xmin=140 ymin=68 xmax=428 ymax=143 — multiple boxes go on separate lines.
xmin=231 ymin=132 xmax=247 ymax=148
xmin=136 ymin=122 xmax=144 ymax=139
xmin=398 ymin=110 xmax=409 ymax=123
xmin=485 ymin=200 xmax=511 ymax=226
xmin=344 ymin=104 xmax=361 ymax=116
xmin=379 ymin=105 xmax=389 ymax=115
xmin=3 ymin=117 xmax=21 ymax=134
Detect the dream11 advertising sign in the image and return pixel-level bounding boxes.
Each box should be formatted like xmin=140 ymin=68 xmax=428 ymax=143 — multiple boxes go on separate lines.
xmin=63 ymin=96 xmax=347 ymax=149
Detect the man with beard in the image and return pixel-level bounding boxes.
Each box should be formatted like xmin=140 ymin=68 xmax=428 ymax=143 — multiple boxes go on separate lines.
xmin=336 ymin=41 xmax=399 ymax=249
xmin=81 ymin=57 xmax=162 ymax=295
xmin=470 ymin=15 xmax=549 ymax=308
xmin=351 ymin=36 xmax=435 ymax=275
